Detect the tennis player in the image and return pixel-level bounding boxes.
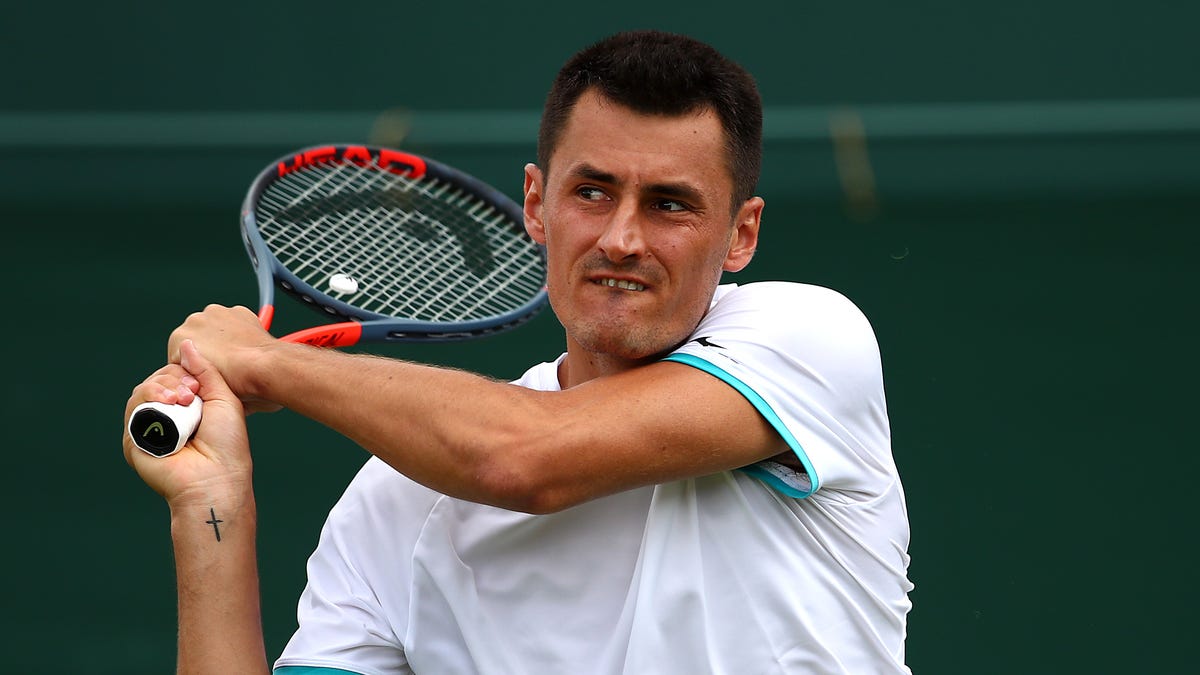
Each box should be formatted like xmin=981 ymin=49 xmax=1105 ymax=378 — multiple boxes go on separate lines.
xmin=124 ymin=30 xmax=913 ymax=674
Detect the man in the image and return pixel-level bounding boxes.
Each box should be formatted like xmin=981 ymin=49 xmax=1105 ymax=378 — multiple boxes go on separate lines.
xmin=124 ymin=30 xmax=913 ymax=674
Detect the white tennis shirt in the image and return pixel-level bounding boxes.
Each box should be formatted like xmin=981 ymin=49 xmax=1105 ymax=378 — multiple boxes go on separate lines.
xmin=274 ymin=282 xmax=913 ymax=674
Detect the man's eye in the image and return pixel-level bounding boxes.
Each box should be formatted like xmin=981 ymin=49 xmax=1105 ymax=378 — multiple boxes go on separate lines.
xmin=653 ymin=199 xmax=688 ymax=212
xmin=578 ymin=186 xmax=606 ymax=200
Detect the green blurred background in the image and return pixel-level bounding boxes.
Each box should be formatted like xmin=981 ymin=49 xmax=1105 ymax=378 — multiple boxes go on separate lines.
xmin=2 ymin=1 xmax=1196 ymax=672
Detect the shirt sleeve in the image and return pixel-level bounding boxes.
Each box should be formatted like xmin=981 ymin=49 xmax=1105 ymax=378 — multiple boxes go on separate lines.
xmin=663 ymin=282 xmax=896 ymax=500
xmin=274 ymin=459 xmax=435 ymax=675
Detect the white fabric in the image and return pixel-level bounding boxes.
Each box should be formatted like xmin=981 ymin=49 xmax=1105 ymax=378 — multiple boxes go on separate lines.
xmin=274 ymin=282 xmax=913 ymax=675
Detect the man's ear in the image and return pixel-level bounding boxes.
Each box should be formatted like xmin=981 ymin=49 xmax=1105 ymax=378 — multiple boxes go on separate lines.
xmin=723 ymin=196 xmax=764 ymax=272
xmin=523 ymin=163 xmax=548 ymax=245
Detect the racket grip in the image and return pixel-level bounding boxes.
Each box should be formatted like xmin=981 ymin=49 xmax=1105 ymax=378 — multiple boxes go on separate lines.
xmin=128 ymin=397 xmax=203 ymax=458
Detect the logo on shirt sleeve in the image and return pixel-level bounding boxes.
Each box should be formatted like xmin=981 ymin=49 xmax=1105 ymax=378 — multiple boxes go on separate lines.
xmin=692 ymin=336 xmax=724 ymax=349
xmin=689 ymin=336 xmax=742 ymax=365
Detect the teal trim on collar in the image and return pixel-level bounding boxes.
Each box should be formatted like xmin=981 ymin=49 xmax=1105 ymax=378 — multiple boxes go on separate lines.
xmin=663 ymin=352 xmax=818 ymax=498
xmin=274 ymin=662 xmax=362 ymax=667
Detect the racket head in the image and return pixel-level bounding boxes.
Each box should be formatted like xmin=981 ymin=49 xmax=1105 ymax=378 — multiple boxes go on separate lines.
xmin=240 ymin=144 xmax=548 ymax=344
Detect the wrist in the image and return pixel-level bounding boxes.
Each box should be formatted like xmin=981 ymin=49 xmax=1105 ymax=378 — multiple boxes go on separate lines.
xmin=170 ymin=489 xmax=256 ymax=543
xmin=237 ymin=339 xmax=301 ymax=405
xmin=168 ymin=479 xmax=255 ymax=517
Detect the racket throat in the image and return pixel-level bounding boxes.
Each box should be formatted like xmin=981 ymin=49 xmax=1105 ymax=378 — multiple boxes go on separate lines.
xmin=258 ymin=305 xmax=276 ymax=331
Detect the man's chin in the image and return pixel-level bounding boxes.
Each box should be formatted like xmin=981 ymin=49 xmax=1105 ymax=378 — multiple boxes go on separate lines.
xmin=573 ymin=325 xmax=682 ymax=363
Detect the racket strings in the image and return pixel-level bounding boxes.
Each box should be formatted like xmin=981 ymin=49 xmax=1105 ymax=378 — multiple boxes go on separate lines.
xmin=255 ymin=162 xmax=544 ymax=323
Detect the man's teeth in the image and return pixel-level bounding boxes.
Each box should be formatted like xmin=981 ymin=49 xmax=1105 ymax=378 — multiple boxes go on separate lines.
xmin=598 ymin=278 xmax=645 ymax=291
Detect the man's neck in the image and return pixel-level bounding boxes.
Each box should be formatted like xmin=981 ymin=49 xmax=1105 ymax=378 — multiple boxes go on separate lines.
xmin=559 ymin=335 xmax=694 ymax=389
xmin=557 ymin=341 xmax=658 ymax=389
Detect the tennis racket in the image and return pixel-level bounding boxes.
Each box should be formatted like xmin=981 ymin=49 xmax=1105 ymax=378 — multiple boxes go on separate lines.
xmin=129 ymin=143 xmax=548 ymax=457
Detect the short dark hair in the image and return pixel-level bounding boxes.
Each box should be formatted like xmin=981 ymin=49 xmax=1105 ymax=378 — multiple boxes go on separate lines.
xmin=537 ymin=30 xmax=763 ymax=208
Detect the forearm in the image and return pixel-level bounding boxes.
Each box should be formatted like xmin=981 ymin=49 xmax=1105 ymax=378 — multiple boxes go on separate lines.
xmin=170 ymin=490 xmax=269 ymax=675
xmin=229 ymin=338 xmax=784 ymax=514
xmin=244 ymin=342 xmax=546 ymax=510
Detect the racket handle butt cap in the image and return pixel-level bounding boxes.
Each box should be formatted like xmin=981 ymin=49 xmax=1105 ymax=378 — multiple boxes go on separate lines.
xmin=128 ymin=398 xmax=203 ymax=458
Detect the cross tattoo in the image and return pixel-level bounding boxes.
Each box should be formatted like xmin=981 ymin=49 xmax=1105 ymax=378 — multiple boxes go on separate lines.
xmin=206 ymin=507 xmax=224 ymax=542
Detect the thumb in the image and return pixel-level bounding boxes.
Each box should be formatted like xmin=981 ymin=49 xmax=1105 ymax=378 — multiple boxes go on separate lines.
xmin=178 ymin=339 xmax=236 ymax=405
xmin=177 ymin=339 xmax=250 ymax=467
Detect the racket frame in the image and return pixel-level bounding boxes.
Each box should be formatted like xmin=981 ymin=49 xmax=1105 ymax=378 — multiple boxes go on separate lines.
xmin=241 ymin=143 xmax=548 ymax=346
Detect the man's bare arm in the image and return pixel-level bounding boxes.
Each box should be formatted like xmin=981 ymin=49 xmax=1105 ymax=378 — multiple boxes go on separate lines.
xmin=125 ymin=342 xmax=270 ymax=674
xmin=170 ymin=493 xmax=268 ymax=675
xmin=178 ymin=313 xmax=786 ymax=513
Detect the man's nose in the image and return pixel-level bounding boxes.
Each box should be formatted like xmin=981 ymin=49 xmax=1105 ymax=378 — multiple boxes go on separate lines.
xmin=596 ymin=202 xmax=647 ymax=262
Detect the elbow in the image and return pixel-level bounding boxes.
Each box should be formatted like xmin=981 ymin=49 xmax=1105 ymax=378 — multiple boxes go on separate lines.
xmin=470 ymin=437 xmax=580 ymax=515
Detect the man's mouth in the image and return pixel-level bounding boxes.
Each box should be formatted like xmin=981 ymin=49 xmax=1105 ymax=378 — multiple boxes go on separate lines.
xmin=594 ymin=278 xmax=646 ymax=292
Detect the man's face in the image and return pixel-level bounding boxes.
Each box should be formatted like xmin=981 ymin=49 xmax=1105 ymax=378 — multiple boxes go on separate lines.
xmin=524 ymin=90 xmax=762 ymax=368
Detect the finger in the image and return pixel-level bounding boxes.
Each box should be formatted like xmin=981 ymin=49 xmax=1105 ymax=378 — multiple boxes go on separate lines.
xmin=127 ymin=369 xmax=199 ymax=413
xmin=167 ymin=307 xmax=218 ymax=364
xmin=178 ymin=339 xmax=235 ymax=405
xmin=178 ymin=341 xmax=252 ymax=469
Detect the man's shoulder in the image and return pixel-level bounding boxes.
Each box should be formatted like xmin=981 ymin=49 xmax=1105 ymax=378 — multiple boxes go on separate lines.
xmin=510 ymin=354 xmax=566 ymax=391
xmin=710 ymin=281 xmax=872 ymax=333
xmin=714 ymin=280 xmax=862 ymax=313
xmin=691 ymin=281 xmax=882 ymax=373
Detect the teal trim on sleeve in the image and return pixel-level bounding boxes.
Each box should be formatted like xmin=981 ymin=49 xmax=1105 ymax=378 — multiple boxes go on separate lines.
xmin=663 ymin=352 xmax=819 ymax=497
xmin=276 ymin=662 xmax=364 ymax=667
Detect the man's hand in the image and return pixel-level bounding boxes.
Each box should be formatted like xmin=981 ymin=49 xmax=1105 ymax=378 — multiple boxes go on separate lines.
xmin=124 ymin=339 xmax=253 ymax=508
xmin=167 ymin=304 xmax=283 ymax=414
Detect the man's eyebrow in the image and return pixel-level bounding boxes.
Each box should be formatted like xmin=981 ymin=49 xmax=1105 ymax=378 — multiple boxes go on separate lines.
xmin=645 ymin=182 xmax=705 ymax=205
xmin=569 ymin=163 xmax=706 ymax=205
xmin=570 ymin=163 xmax=619 ymax=185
